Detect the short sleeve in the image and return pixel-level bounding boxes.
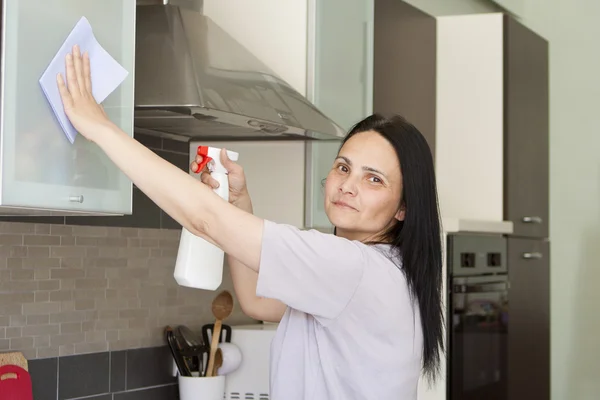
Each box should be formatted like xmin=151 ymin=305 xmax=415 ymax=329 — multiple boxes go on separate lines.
xmin=256 ymin=220 xmax=365 ymax=321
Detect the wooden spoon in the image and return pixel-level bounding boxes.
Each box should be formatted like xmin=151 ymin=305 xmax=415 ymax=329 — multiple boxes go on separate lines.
xmin=205 ymin=290 xmax=233 ymax=377
xmin=212 ymin=348 xmax=223 ymax=376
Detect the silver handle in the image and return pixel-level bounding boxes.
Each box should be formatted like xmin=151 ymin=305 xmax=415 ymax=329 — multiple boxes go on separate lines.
xmin=522 ymin=252 xmax=543 ymax=260
xmin=454 ymin=282 xmax=510 ymax=293
xmin=522 ymin=216 xmax=543 ymax=224
xmin=69 ymin=195 xmax=84 ymax=203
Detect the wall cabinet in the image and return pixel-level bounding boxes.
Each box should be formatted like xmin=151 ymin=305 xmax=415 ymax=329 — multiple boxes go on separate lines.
xmin=504 ymin=16 xmax=549 ymax=238
xmin=375 ymin=2 xmax=548 ymax=232
xmin=507 ymin=237 xmax=550 ymax=400
xmin=0 ymin=0 xmax=135 ymax=216
xmin=203 ymin=0 xmax=374 ymax=228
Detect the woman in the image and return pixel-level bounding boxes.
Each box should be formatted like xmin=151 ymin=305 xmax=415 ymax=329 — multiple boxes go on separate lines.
xmin=57 ymin=45 xmax=444 ymax=399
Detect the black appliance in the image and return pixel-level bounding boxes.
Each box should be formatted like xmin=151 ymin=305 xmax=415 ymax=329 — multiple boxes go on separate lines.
xmin=448 ymin=233 xmax=509 ymax=400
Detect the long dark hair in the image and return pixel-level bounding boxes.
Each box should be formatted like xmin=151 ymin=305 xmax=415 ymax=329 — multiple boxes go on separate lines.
xmin=340 ymin=113 xmax=444 ymax=382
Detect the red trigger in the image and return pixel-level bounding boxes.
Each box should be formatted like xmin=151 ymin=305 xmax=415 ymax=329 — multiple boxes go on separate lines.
xmin=196 ymin=146 xmax=213 ymax=173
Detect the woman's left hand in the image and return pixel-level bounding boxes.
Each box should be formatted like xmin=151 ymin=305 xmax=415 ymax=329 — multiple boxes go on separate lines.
xmin=57 ymin=44 xmax=114 ymax=142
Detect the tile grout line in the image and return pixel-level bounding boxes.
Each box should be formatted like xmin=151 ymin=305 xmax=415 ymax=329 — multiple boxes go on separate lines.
xmin=111 ymin=382 xmax=177 ymax=395
xmin=108 ymin=350 xmax=112 ymax=393
xmin=70 ymin=393 xmax=112 ymax=400
xmin=124 ymin=350 xmax=128 ymax=392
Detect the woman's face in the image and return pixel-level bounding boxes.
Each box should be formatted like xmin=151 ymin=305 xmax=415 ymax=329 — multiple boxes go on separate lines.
xmin=324 ymin=130 xmax=405 ymax=242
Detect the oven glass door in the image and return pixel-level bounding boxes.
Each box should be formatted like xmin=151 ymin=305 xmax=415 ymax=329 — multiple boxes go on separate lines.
xmin=450 ymin=277 xmax=509 ymax=400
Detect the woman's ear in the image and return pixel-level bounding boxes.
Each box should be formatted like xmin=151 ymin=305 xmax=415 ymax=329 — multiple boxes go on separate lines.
xmin=395 ymin=204 xmax=406 ymax=221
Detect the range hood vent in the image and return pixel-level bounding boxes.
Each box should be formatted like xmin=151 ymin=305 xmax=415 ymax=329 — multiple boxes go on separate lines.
xmin=133 ymin=3 xmax=346 ymax=141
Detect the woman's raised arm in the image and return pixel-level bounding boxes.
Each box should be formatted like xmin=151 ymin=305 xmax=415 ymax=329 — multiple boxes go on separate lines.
xmin=57 ymin=45 xmax=265 ymax=272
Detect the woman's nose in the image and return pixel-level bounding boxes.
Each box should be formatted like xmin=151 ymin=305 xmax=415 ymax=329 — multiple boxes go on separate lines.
xmin=339 ymin=177 xmax=357 ymax=195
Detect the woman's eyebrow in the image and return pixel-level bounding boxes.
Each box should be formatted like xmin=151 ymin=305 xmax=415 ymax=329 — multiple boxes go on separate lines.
xmin=335 ymin=156 xmax=387 ymax=178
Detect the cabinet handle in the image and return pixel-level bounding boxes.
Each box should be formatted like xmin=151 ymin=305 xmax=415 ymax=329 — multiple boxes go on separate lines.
xmin=522 ymin=252 xmax=543 ymax=260
xmin=69 ymin=195 xmax=84 ymax=203
xmin=454 ymin=281 xmax=510 ymax=293
xmin=522 ymin=216 xmax=543 ymax=224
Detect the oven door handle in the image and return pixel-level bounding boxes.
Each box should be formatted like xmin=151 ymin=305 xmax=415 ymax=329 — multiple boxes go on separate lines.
xmin=454 ymin=281 xmax=510 ymax=293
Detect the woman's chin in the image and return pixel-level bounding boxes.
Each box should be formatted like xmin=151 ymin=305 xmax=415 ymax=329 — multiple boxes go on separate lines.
xmin=326 ymin=212 xmax=356 ymax=231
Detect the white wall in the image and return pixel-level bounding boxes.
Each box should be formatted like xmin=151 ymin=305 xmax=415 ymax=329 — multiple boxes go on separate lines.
xmin=188 ymin=141 xmax=306 ymax=227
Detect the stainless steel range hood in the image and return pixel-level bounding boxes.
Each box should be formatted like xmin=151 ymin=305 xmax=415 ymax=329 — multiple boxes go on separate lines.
xmin=134 ymin=3 xmax=346 ymax=141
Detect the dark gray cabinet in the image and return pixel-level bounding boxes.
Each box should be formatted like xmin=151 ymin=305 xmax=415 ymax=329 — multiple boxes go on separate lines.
xmin=504 ymin=16 xmax=550 ymax=239
xmin=373 ymin=0 xmax=437 ymax=154
xmin=507 ymin=237 xmax=550 ymax=400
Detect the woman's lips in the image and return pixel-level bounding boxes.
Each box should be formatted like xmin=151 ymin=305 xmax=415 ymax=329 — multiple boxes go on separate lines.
xmin=333 ymin=201 xmax=357 ymax=211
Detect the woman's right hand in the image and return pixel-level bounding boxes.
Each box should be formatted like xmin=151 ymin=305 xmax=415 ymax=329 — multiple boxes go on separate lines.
xmin=190 ymin=148 xmax=250 ymax=209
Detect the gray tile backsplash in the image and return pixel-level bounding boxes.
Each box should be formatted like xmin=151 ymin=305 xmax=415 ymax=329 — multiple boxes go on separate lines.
xmin=0 ymin=221 xmax=254 ymax=359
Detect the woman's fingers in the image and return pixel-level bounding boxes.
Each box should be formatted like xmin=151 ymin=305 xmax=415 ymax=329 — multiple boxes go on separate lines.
xmin=189 ymin=155 xmax=220 ymax=188
xmin=190 ymin=155 xmax=206 ymax=173
xmin=65 ymin=53 xmax=80 ymax=98
xmin=56 ymin=73 xmax=74 ymax=110
xmin=200 ymin=172 xmax=219 ymax=189
xmin=72 ymin=45 xmax=85 ymax=96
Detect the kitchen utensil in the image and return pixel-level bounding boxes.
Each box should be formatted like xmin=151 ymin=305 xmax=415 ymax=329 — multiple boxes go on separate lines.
xmin=205 ymin=290 xmax=233 ymax=377
xmin=212 ymin=348 xmax=223 ymax=377
xmin=176 ymin=325 xmax=204 ymax=348
xmin=174 ymin=325 xmax=207 ymax=374
xmin=201 ymin=323 xmax=232 ymax=345
xmin=164 ymin=326 xmax=191 ymax=377
xmin=0 ymin=365 xmax=33 ymax=400
xmin=216 ymin=342 xmax=242 ymax=376
xmin=199 ymin=346 xmax=210 ymax=377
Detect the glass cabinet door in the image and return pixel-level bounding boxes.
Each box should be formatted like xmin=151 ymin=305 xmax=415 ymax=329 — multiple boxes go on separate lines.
xmin=308 ymin=0 xmax=374 ymax=131
xmin=0 ymin=0 xmax=135 ymax=215
xmin=305 ymin=0 xmax=374 ymax=228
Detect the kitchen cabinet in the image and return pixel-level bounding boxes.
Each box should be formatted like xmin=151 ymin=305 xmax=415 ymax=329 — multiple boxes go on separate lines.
xmin=203 ymin=0 xmax=373 ymax=228
xmin=0 ymin=0 xmax=135 ymax=216
xmin=375 ymin=3 xmax=548 ymax=228
xmin=507 ymin=237 xmax=550 ymax=400
xmin=376 ymin=3 xmax=505 ymax=222
xmin=504 ymin=16 xmax=549 ymax=238
xmin=373 ymin=0 xmax=437 ymax=154
xmin=307 ymin=0 xmax=374 ymax=131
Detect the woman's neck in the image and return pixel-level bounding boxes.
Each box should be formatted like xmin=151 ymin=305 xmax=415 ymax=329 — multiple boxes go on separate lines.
xmin=335 ymin=227 xmax=388 ymax=244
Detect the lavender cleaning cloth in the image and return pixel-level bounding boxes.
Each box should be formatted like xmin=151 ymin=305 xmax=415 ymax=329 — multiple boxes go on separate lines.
xmin=39 ymin=16 xmax=128 ymax=143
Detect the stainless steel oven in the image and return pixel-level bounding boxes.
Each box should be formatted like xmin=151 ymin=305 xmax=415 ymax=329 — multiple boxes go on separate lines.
xmin=448 ymin=234 xmax=509 ymax=400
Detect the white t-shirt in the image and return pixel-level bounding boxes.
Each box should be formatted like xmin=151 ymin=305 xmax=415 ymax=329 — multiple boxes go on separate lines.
xmin=256 ymin=220 xmax=423 ymax=400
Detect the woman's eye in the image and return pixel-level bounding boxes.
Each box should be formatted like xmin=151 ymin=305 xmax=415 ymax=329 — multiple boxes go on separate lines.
xmin=369 ymin=176 xmax=382 ymax=184
xmin=337 ymin=164 xmax=349 ymax=173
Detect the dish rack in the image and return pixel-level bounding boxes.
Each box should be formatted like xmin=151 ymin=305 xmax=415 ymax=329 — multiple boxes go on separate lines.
xmin=225 ymin=324 xmax=277 ymax=400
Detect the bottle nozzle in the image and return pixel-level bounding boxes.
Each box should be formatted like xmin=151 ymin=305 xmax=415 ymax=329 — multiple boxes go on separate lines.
xmin=196 ymin=146 xmax=239 ymax=174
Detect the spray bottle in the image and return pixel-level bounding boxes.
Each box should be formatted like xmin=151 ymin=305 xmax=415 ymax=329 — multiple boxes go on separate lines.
xmin=174 ymin=145 xmax=240 ymax=290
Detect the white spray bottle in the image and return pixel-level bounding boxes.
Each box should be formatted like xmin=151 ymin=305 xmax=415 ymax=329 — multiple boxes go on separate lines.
xmin=174 ymin=145 xmax=239 ymax=290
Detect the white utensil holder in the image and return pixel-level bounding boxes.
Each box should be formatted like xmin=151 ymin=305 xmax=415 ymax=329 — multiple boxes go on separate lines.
xmin=179 ymin=375 xmax=225 ymax=400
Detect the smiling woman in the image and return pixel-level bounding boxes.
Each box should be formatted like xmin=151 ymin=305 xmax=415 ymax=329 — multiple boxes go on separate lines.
xmin=58 ymin=45 xmax=444 ymax=400
xmin=326 ymin=130 xmax=406 ymax=242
